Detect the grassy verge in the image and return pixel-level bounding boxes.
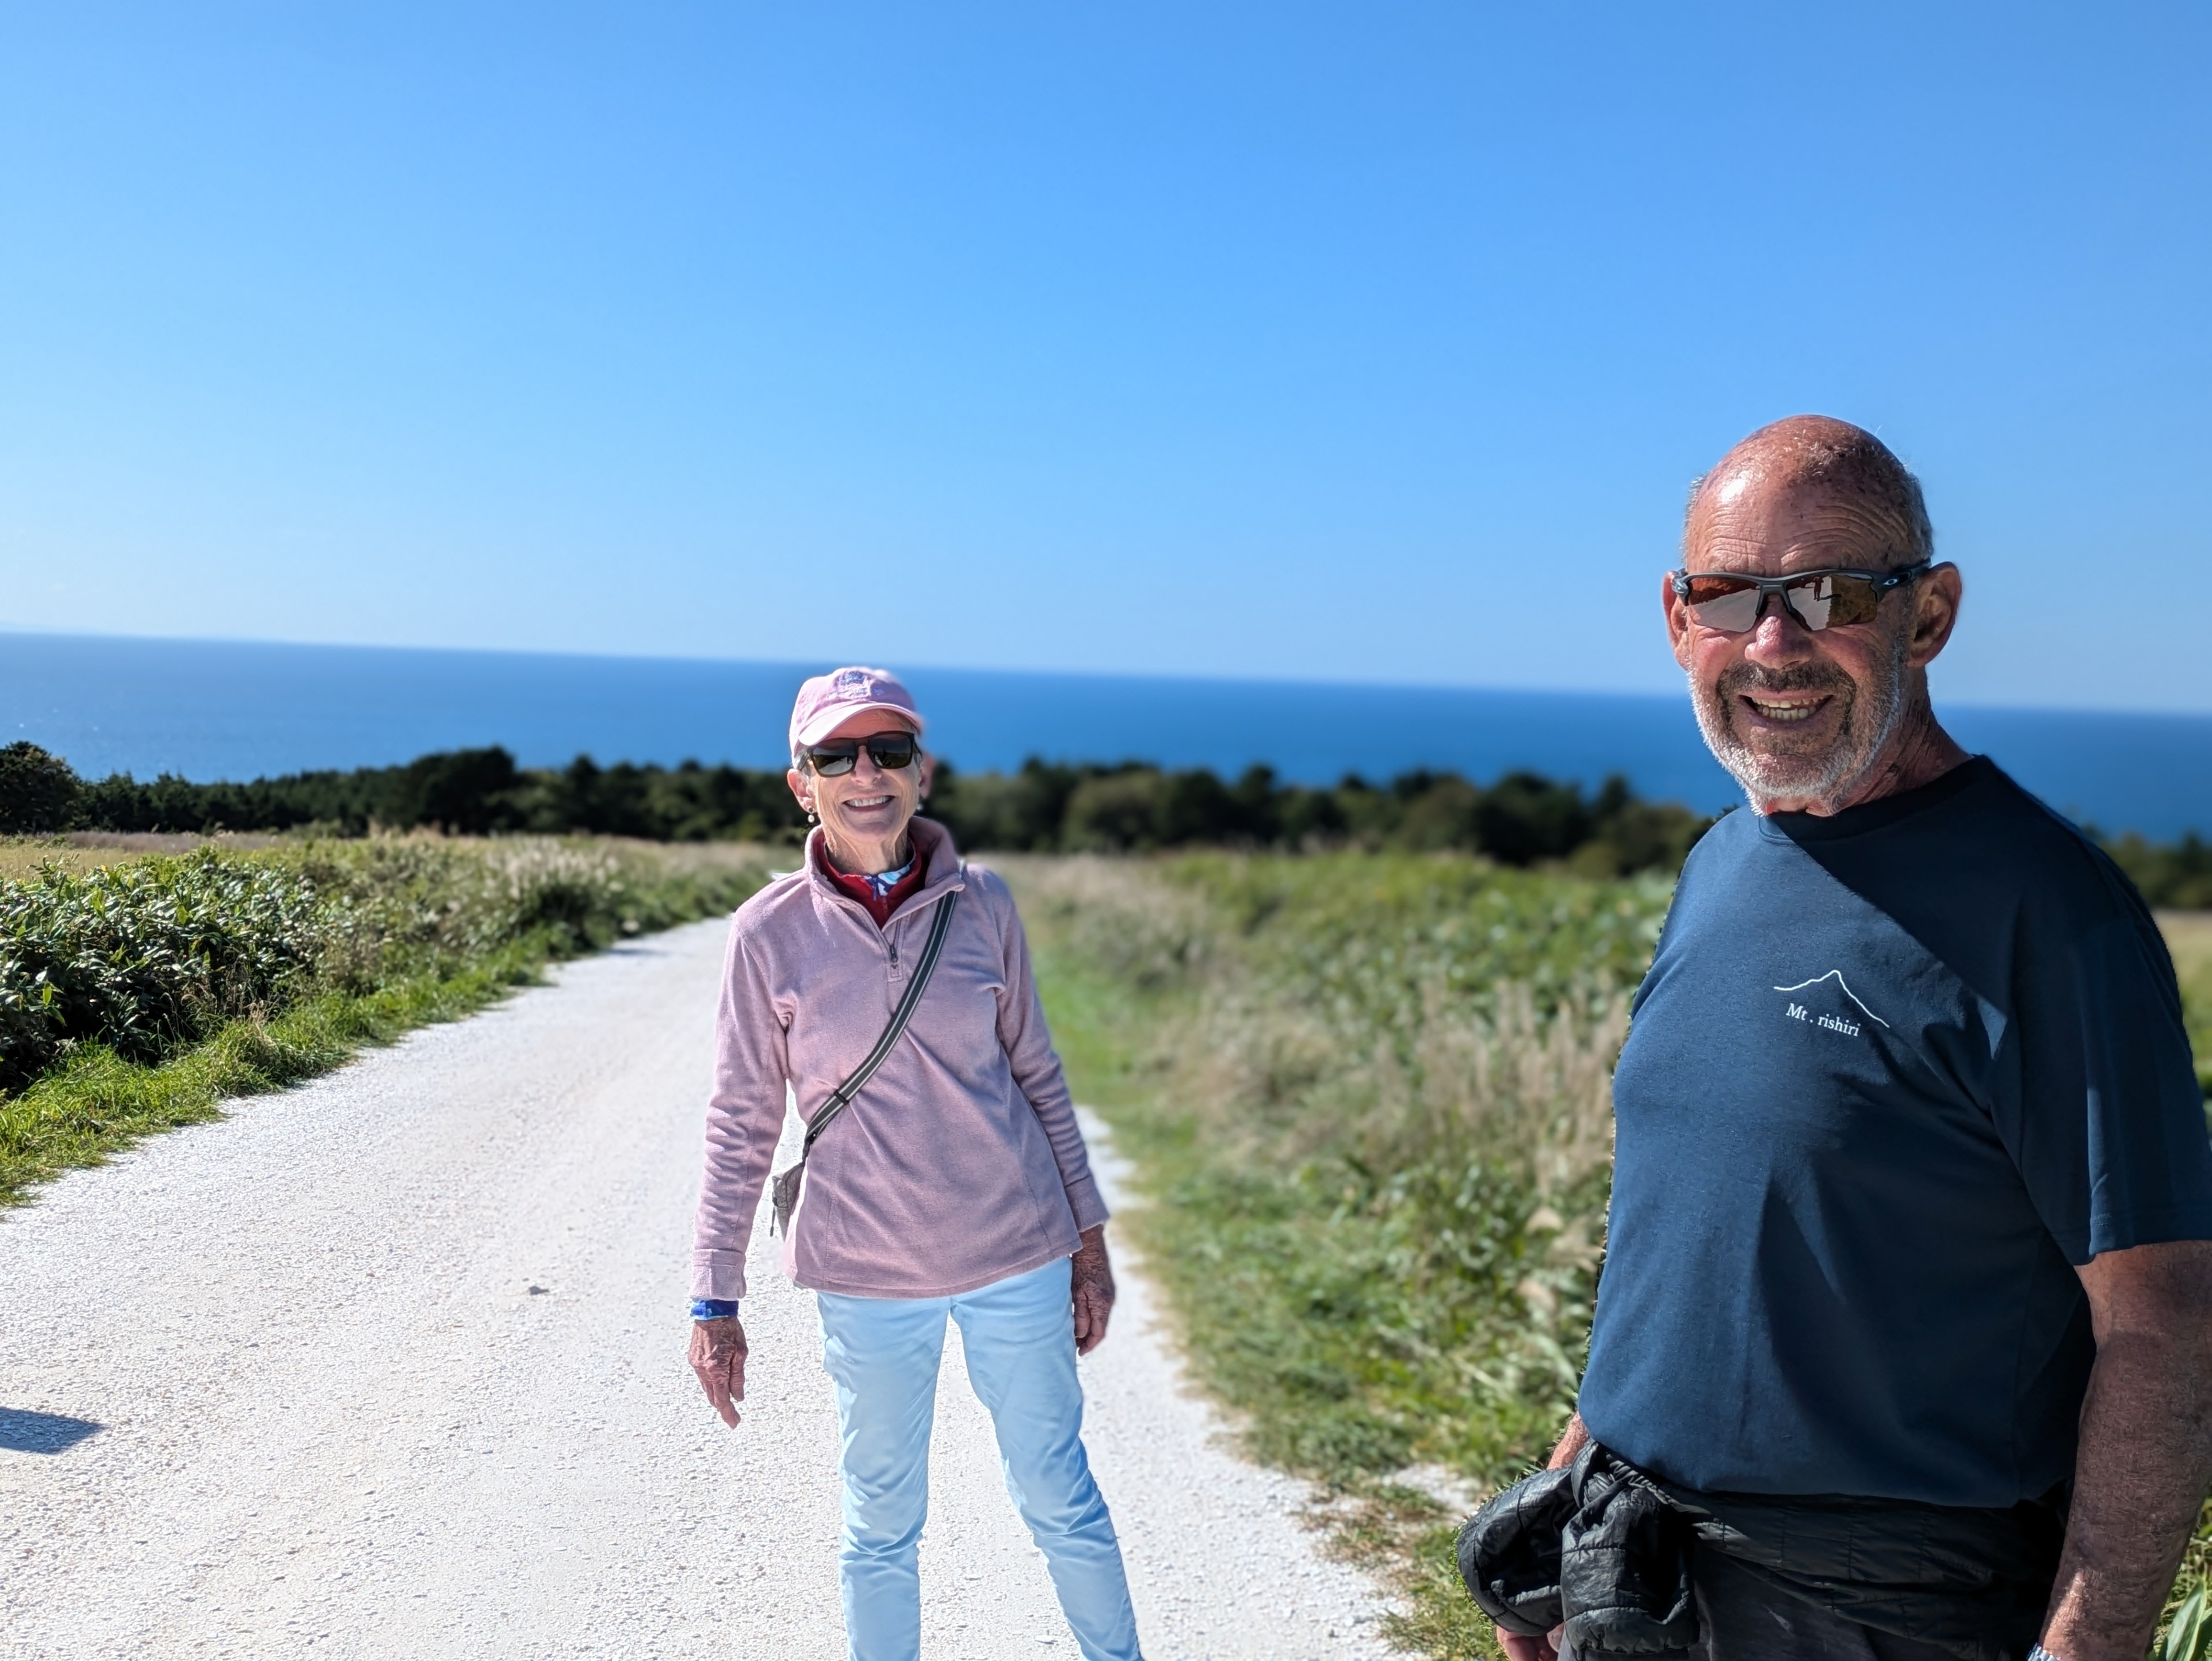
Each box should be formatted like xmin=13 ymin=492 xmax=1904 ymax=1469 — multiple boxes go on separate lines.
xmin=2163 ymin=911 xmax=2212 ymax=1099
xmin=1003 ymin=854 xmax=2212 ymax=1660
xmin=0 ymin=836 xmax=770 ymax=1208
xmin=1003 ymin=851 xmax=1661 ymax=1658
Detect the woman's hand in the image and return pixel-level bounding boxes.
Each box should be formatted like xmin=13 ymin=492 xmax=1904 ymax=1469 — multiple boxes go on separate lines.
xmin=1072 ymin=1225 xmax=1116 ymax=1355
xmin=688 ymin=1316 xmax=749 ymax=1428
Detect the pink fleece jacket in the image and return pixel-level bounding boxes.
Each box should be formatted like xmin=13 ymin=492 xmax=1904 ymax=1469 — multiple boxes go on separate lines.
xmin=690 ymin=818 xmax=1109 ymax=1302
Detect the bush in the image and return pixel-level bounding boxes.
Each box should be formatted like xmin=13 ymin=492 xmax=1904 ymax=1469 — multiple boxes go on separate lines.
xmin=0 ymin=742 xmax=84 ymax=833
xmin=0 ymin=839 xmax=772 ymax=1107
xmin=0 ymin=852 xmax=323 ymax=1093
xmin=2109 ymin=832 xmax=2212 ymax=911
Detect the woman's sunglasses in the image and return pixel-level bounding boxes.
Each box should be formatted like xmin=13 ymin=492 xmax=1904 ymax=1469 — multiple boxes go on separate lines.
xmin=800 ymin=732 xmax=920 ymax=776
xmin=1670 ymin=561 xmax=1930 ymax=635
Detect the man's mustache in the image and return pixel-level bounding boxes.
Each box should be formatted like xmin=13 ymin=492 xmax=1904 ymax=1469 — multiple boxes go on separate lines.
xmin=1714 ymin=662 xmax=1856 ymax=700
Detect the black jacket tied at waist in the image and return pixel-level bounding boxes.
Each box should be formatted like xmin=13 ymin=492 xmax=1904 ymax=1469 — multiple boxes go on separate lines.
xmin=1455 ymin=1443 xmax=2066 ymax=1661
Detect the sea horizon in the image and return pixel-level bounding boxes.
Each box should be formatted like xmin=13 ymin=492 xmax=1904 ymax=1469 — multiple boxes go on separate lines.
xmin=7 ymin=630 xmax=2210 ymax=840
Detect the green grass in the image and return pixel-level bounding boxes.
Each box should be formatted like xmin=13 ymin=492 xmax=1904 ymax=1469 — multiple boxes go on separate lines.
xmin=0 ymin=836 xmax=770 ymax=1208
xmin=1002 ymin=854 xmax=2212 ymax=1660
xmin=2162 ymin=911 xmax=2212 ymax=1099
xmin=1 ymin=942 xmax=533 ymax=1205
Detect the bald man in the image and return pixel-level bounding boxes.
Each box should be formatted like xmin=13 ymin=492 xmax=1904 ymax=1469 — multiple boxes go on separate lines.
xmin=1503 ymin=420 xmax=2212 ymax=1661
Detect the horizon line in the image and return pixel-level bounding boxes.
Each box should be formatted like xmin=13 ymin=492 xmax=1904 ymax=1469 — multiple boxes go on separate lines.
xmin=6 ymin=624 xmax=2211 ymax=725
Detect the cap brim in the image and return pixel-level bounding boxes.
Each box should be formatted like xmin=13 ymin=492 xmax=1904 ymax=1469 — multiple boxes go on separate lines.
xmin=793 ymin=703 xmax=925 ymax=751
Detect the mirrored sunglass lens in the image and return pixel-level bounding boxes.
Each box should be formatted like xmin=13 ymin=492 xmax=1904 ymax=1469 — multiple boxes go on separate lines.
xmin=808 ymin=746 xmax=859 ymax=775
xmin=1783 ymin=576 xmax=1836 ymax=631
xmin=1686 ymin=580 xmax=1762 ymax=632
xmin=1819 ymin=575 xmax=1884 ymax=626
xmin=866 ymin=737 xmax=917 ymax=768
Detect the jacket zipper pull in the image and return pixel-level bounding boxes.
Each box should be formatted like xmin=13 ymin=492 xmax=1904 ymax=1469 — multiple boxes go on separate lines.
xmin=888 ymin=937 xmax=899 ymax=967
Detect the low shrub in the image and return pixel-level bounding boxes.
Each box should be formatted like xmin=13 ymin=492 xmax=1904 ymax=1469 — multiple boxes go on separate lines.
xmin=0 ymin=853 xmax=323 ymax=1092
xmin=0 ymin=836 xmax=771 ymax=1205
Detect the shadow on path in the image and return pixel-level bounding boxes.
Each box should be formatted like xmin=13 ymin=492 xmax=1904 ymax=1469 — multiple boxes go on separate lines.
xmin=0 ymin=1408 xmax=103 ymax=1454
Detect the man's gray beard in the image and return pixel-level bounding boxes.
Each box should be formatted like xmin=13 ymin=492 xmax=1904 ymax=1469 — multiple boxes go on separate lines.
xmin=1689 ymin=627 xmax=1912 ymax=811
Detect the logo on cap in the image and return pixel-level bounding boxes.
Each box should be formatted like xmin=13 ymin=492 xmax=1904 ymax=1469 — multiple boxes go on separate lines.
xmin=834 ymin=669 xmax=871 ymax=695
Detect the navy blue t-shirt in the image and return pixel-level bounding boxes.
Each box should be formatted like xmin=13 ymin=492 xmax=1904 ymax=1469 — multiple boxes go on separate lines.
xmin=1578 ymin=757 xmax=2212 ymax=1507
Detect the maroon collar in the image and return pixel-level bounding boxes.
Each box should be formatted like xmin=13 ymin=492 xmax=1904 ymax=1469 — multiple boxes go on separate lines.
xmin=816 ymin=844 xmax=929 ymax=929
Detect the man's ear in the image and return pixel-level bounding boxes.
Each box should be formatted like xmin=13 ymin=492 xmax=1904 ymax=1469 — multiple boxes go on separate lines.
xmin=1663 ymin=572 xmax=1694 ymax=670
xmin=1907 ymin=563 xmax=1964 ymax=669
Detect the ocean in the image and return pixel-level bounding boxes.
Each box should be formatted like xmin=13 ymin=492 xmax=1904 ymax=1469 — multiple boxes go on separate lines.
xmin=5 ymin=631 xmax=2209 ymax=840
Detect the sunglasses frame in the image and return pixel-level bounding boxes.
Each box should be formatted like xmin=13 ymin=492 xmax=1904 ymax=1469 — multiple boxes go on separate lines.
xmin=1670 ymin=560 xmax=1932 ymax=634
xmin=799 ymin=731 xmax=922 ymax=776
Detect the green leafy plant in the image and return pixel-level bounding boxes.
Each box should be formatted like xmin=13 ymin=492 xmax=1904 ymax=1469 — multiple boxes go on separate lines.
xmin=2157 ymin=1500 xmax=2212 ymax=1660
xmin=0 ymin=836 xmax=770 ymax=1207
xmin=0 ymin=852 xmax=323 ymax=1091
xmin=2168 ymin=1587 xmax=2210 ymax=1661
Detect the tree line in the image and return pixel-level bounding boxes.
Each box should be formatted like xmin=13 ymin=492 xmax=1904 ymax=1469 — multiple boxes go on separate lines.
xmin=0 ymin=740 xmax=1711 ymax=874
xmin=4 ymin=737 xmax=2207 ymax=897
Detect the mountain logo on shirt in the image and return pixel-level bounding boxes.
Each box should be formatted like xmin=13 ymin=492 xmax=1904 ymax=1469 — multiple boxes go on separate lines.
xmin=1773 ymin=971 xmax=1891 ymax=1039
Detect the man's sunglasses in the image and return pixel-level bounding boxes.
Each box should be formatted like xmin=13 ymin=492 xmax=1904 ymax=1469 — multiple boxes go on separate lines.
xmin=1670 ymin=561 xmax=1931 ymax=635
xmin=799 ymin=732 xmax=920 ymax=776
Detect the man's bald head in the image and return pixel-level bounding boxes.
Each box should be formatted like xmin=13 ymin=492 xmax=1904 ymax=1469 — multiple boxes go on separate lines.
xmin=1669 ymin=414 xmax=1966 ymax=815
xmin=1685 ymin=416 xmax=1933 ymax=571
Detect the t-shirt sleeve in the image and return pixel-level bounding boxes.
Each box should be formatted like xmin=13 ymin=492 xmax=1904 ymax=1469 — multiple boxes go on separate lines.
xmin=2001 ymin=913 xmax=2212 ymax=1263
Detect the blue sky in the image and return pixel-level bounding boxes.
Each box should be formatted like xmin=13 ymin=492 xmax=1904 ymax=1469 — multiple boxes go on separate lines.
xmin=1 ymin=3 xmax=2207 ymax=710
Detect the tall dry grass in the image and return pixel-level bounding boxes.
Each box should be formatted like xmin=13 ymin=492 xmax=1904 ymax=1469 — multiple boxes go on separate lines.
xmin=1000 ymin=849 xmax=1664 ymax=1481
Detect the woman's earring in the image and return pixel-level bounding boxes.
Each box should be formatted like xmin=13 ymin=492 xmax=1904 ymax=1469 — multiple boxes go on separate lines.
xmin=804 ymin=806 xmax=819 ymax=825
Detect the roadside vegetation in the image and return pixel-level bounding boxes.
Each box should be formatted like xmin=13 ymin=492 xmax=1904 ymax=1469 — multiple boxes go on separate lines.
xmin=1000 ymin=852 xmax=2212 ymax=1660
xmin=0 ymin=836 xmax=770 ymax=1207
xmin=2165 ymin=911 xmax=2212 ymax=1099
xmin=1002 ymin=851 xmax=1659 ymax=1658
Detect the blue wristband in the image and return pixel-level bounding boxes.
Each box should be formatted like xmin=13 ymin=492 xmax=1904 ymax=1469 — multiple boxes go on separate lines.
xmin=2026 ymin=1647 xmax=2060 ymax=1661
xmin=689 ymin=1298 xmax=740 ymax=1321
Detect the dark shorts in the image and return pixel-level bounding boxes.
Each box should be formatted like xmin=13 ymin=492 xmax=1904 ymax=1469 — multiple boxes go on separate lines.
xmin=1684 ymin=1548 xmax=2018 ymax=1661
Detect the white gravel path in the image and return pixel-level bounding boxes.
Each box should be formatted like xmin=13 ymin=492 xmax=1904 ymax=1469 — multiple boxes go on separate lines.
xmin=0 ymin=918 xmax=1391 ymax=1660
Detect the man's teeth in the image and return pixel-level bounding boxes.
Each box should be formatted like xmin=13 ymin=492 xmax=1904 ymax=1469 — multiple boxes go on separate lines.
xmin=1746 ymin=696 xmax=1824 ymax=722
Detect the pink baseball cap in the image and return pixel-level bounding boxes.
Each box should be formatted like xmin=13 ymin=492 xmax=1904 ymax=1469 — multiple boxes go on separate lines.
xmin=788 ymin=665 xmax=926 ymax=757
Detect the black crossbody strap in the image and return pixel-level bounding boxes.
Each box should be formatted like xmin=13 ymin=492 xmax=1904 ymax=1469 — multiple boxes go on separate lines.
xmin=800 ymin=883 xmax=961 ymax=1158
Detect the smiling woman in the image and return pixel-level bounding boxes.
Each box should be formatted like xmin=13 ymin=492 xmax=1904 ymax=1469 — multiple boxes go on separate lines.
xmin=684 ymin=665 xmax=1144 ymax=1661
xmin=785 ymin=675 xmax=934 ymax=883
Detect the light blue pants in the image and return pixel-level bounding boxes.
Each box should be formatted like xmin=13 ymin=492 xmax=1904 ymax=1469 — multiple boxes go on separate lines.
xmin=817 ymin=1257 xmax=1143 ymax=1661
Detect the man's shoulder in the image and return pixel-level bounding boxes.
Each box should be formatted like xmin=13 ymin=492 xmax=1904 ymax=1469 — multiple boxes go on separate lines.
xmin=1767 ymin=758 xmax=2160 ymax=1006
xmin=1668 ymin=803 xmax=1765 ymax=892
xmin=1759 ymin=757 xmax=2141 ymax=924
xmin=1928 ymin=760 xmax=2151 ymax=931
